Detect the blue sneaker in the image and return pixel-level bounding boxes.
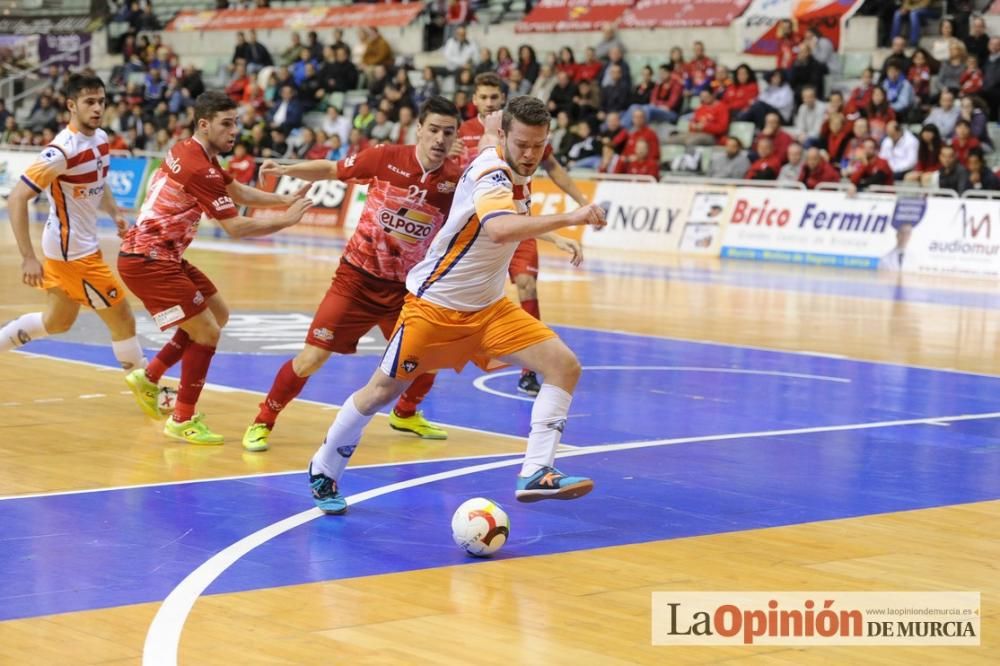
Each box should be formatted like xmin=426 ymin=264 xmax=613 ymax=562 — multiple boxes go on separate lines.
xmin=515 ymin=466 xmax=594 ymax=503
xmin=309 ymin=463 xmax=347 ymax=515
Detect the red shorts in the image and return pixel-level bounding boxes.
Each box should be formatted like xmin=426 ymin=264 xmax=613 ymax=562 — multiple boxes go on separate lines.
xmin=117 ymin=254 xmax=218 ymax=330
xmin=305 ymin=260 xmax=407 ymax=354
xmin=508 ymin=238 xmax=538 ymax=282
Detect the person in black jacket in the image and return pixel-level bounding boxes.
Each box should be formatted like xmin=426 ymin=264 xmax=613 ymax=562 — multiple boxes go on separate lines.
xmin=965 ymin=147 xmax=999 ymax=191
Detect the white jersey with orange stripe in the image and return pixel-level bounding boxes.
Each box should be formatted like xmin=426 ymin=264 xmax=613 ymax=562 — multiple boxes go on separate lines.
xmin=20 ymin=126 xmax=110 ymax=261
xmin=406 ymin=147 xmax=532 ymax=312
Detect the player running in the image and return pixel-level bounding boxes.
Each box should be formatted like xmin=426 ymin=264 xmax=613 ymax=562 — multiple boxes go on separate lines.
xmin=240 ymin=96 xmax=464 ymax=453
xmin=456 ymin=73 xmax=587 ymax=396
xmin=117 ymin=91 xmax=312 ymax=445
xmin=3 ymin=73 xmax=151 ymax=385
xmin=308 ymin=99 xmax=607 ymax=515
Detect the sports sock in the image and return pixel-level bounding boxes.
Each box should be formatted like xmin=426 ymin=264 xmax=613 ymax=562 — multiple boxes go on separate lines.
xmin=255 ymin=359 xmax=309 ymax=429
xmin=172 ymin=342 xmax=216 ymax=423
xmin=392 ymin=372 xmax=436 ymax=419
xmin=0 ymin=313 xmax=47 ymax=352
xmin=520 ymin=383 xmax=572 ymax=477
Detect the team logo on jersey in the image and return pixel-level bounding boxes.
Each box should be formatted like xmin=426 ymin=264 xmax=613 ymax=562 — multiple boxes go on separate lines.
xmin=387 ymin=164 xmax=412 ymax=178
xmin=402 ymin=357 xmax=419 ymax=373
xmin=192 ymin=290 xmax=205 ymax=306
xmin=377 ymin=206 xmax=435 ymax=243
xmin=41 ymin=147 xmax=60 ymax=162
xmin=211 ymin=195 xmax=236 ymax=212
xmin=344 ymin=154 xmax=358 ymax=168
xmin=437 ymin=181 xmax=456 ymax=194
xmin=312 ymin=327 xmax=334 ymax=342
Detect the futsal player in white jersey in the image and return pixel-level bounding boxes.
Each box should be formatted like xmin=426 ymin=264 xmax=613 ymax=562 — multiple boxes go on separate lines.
xmin=307 ymin=98 xmax=608 ymax=515
xmin=2 ymin=74 xmax=149 ymax=380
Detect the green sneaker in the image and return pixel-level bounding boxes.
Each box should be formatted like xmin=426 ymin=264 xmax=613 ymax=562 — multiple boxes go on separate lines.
xmin=242 ymin=422 xmax=271 ymax=452
xmin=125 ymin=368 xmax=162 ymax=419
xmin=163 ymin=413 xmax=224 ymax=445
xmin=388 ymin=409 xmax=448 ymax=440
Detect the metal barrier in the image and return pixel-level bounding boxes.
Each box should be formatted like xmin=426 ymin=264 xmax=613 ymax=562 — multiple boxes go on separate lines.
xmin=868 ymin=184 xmax=960 ymax=198
xmin=962 ymin=190 xmax=1000 ymax=201
xmin=659 ymin=175 xmax=807 ymax=190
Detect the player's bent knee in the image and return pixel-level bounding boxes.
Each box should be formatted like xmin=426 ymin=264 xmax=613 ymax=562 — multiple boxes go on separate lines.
xmin=42 ymin=314 xmax=75 ymax=334
xmin=294 ymin=345 xmax=331 ymax=377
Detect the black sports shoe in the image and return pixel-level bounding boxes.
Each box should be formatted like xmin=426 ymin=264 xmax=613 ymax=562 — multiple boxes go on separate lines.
xmin=517 ymin=371 xmax=541 ymax=396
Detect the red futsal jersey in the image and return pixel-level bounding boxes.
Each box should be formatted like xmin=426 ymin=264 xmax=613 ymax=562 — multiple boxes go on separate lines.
xmin=338 ymin=144 xmax=462 ymax=283
xmin=121 ymin=137 xmax=237 ymax=261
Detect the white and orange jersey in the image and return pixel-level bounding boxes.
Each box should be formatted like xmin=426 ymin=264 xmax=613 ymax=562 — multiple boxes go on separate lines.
xmin=406 ymin=147 xmax=532 ymax=312
xmin=20 ymin=126 xmax=110 ymax=261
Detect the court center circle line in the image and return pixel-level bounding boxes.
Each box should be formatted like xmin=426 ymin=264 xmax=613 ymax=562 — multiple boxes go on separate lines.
xmin=142 ymin=408 xmax=1000 ymax=665
xmin=474 ymin=366 xmax=852 ymax=402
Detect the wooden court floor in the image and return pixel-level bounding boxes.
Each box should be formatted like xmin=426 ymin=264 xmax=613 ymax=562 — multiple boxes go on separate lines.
xmin=1 ymin=220 xmax=999 ymax=664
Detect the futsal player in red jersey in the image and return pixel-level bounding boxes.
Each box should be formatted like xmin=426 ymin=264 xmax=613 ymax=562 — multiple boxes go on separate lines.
xmin=118 ymin=91 xmax=312 ymax=444
xmin=455 ymin=73 xmax=586 ymax=396
xmin=241 ymin=96 xmax=465 ymax=452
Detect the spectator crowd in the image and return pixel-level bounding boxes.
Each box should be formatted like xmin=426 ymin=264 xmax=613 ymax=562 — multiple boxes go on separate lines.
xmin=2 ymin=12 xmax=999 ymax=193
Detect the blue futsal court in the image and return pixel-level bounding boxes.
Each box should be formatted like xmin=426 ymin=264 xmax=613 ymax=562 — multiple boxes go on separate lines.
xmin=4 ymin=325 xmax=1000 ymax=623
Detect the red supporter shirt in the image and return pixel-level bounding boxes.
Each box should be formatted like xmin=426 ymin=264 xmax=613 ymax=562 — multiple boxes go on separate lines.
xmin=623 ymin=126 xmax=660 ymax=162
xmin=845 ymin=84 xmax=873 ymax=120
xmin=691 ymin=100 xmax=730 ymax=139
xmin=800 ymin=161 xmax=841 ymax=189
xmin=337 ymin=144 xmax=462 ymax=283
xmin=952 ymin=136 xmax=981 ymax=165
xmin=745 ymin=154 xmax=782 ymax=180
xmin=227 ymin=155 xmax=256 ymax=185
xmin=721 ymin=81 xmax=759 ymax=113
xmin=122 ymin=137 xmax=236 ymax=262
xmin=623 ymin=158 xmax=660 ymax=181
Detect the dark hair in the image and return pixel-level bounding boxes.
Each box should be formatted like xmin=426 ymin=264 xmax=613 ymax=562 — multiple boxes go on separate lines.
xmin=967 ymin=146 xmax=985 ymax=162
xmin=503 ymin=95 xmax=550 ymax=132
xmin=193 ymin=90 xmax=237 ymax=124
xmin=726 ymin=135 xmax=744 ymax=149
xmin=917 ymin=123 xmax=942 ymax=166
xmin=418 ymin=95 xmax=461 ymax=124
xmin=474 ymin=72 xmax=503 ymax=92
xmin=65 ymin=73 xmax=105 ymax=101
xmin=955 ymin=119 xmax=972 ymax=129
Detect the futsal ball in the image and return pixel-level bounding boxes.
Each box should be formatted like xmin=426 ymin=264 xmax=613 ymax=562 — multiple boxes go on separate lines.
xmin=158 ymin=386 xmax=177 ymax=413
xmin=451 ymin=497 xmax=510 ymax=557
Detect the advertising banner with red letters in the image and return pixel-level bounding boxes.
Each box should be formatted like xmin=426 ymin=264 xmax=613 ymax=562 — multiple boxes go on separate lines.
xmin=250 ymin=172 xmax=349 ymax=228
xmin=516 ymin=0 xmax=634 ymax=33
xmin=167 ymin=5 xmax=423 ymax=32
xmin=622 ymin=0 xmax=751 ymax=29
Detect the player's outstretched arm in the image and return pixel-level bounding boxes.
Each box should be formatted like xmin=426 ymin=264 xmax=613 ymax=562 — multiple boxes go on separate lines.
xmin=226 ymin=179 xmax=310 ymax=209
xmin=259 ymin=159 xmax=338 ymax=183
xmin=484 ymin=204 xmax=606 ymax=244
xmin=214 ymin=197 xmax=313 ymax=239
xmin=7 ymin=180 xmax=44 ymax=287
xmin=542 ymin=154 xmax=589 ymax=207
xmin=100 ymin=186 xmax=130 ymax=238
xmin=538 ymin=232 xmax=583 ymax=267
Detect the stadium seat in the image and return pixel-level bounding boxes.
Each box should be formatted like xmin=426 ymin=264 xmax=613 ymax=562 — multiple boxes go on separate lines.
xmin=841 ymin=52 xmax=871 ymax=79
xmin=328 ymin=91 xmax=346 ymax=111
xmin=729 ymin=121 xmax=755 ymax=149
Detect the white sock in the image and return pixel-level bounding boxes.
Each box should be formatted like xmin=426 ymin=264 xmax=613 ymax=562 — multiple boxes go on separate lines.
xmin=112 ymin=336 xmax=147 ymax=371
xmin=0 ymin=313 xmax=47 ymax=352
xmin=520 ymin=383 xmax=573 ymax=477
xmin=310 ymin=395 xmax=374 ymax=481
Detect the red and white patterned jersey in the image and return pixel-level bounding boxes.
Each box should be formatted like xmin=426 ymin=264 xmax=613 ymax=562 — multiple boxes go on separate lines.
xmin=337 ymin=144 xmax=461 ymax=283
xmin=456 ymin=115 xmax=553 ymax=171
xmin=121 ymin=137 xmax=236 ymax=262
xmin=21 ymin=125 xmax=109 ymax=261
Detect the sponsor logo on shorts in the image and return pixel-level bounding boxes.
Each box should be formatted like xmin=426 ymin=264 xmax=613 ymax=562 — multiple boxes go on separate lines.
xmin=402 ymin=357 xmax=419 ymax=373
xmin=192 ymin=291 xmax=205 ymax=306
xmin=108 ymin=287 xmax=118 ymax=299
xmin=312 ymin=327 xmax=334 ymax=342
xmin=437 ymin=181 xmax=456 ymax=194
xmin=378 ymin=207 xmax=435 ymax=243
xmin=153 ymin=305 xmax=185 ymax=328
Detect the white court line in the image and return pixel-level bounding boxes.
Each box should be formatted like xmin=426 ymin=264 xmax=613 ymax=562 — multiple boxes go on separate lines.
xmin=557 ymin=323 xmax=1000 ymax=380
xmin=0 ymin=450 xmax=522 ymax=502
xmin=142 ymin=407 xmax=1000 ymax=665
xmin=12 ymin=349 xmax=524 ymax=443
xmin=474 ymin=366 xmax=850 ymax=403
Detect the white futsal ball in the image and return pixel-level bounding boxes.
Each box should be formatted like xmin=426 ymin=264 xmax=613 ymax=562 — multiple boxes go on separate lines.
xmin=451 ymin=497 xmax=510 ymax=557
xmin=158 ymin=386 xmax=177 ymax=414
